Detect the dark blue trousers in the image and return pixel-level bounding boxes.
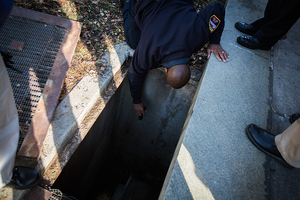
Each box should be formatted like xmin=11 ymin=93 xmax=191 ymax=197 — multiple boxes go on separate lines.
xmin=122 ymin=0 xmax=141 ymax=49
xmin=0 ymin=0 xmax=14 ymax=29
xmin=251 ymin=0 xmax=300 ymax=47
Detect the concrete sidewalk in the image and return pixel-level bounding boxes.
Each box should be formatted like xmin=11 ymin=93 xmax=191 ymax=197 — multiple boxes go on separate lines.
xmin=162 ymin=0 xmax=300 ymax=199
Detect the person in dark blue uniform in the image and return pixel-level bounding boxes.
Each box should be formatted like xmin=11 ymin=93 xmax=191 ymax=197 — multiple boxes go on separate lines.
xmin=122 ymin=0 xmax=229 ymax=117
xmin=235 ymin=0 xmax=300 ymax=50
xmin=0 ymin=0 xmax=41 ymax=190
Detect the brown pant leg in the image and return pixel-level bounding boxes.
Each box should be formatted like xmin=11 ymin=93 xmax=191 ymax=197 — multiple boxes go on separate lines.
xmin=275 ymin=118 xmax=300 ymax=168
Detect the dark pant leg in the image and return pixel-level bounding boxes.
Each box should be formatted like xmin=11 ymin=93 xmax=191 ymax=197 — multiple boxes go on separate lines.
xmin=122 ymin=0 xmax=141 ymax=49
xmin=253 ymin=0 xmax=300 ymax=47
xmin=251 ymin=18 xmax=265 ymax=31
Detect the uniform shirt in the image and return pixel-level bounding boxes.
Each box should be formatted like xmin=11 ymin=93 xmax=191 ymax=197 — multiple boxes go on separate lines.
xmin=128 ymin=0 xmax=224 ymax=104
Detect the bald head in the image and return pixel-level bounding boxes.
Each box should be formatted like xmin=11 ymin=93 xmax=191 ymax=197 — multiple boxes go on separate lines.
xmin=165 ymin=64 xmax=190 ymax=89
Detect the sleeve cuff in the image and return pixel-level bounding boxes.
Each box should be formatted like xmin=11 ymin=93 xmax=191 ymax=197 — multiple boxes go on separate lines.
xmin=210 ymin=37 xmax=220 ymax=44
xmin=133 ymin=98 xmax=142 ymax=104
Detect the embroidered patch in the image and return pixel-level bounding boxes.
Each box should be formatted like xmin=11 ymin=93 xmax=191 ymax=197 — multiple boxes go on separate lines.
xmin=209 ymin=15 xmax=220 ymax=33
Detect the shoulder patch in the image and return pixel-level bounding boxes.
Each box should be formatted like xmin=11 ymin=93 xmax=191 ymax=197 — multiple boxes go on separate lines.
xmin=209 ymin=15 xmax=220 ymax=33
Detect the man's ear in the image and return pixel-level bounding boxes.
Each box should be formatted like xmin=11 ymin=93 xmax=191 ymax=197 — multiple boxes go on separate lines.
xmin=164 ymin=67 xmax=168 ymax=76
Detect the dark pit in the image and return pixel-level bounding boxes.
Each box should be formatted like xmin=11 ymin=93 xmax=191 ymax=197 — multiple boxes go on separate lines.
xmin=53 ymin=68 xmax=198 ymax=200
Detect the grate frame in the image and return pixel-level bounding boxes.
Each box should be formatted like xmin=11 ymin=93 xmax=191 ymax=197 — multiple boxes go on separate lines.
xmin=0 ymin=15 xmax=67 ymax=151
xmin=0 ymin=6 xmax=81 ymax=159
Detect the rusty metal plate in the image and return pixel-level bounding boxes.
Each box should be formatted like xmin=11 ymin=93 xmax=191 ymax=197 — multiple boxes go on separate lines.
xmin=0 ymin=6 xmax=81 ymax=159
xmin=10 ymin=40 xmax=24 ymax=50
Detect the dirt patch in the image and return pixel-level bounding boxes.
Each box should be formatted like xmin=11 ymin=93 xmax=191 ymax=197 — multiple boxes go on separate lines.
xmin=13 ymin=0 xmax=225 ymax=101
xmin=14 ymin=0 xmax=125 ymax=101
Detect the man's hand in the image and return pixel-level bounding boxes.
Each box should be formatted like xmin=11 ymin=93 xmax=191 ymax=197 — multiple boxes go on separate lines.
xmin=207 ymin=44 xmax=229 ymax=62
xmin=134 ymin=103 xmax=146 ymax=117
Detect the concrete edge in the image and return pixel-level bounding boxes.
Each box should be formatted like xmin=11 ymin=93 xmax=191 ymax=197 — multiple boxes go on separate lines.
xmin=158 ymin=60 xmax=211 ymax=199
xmin=37 ymin=42 xmax=134 ymax=186
xmin=158 ymin=0 xmax=231 ymax=196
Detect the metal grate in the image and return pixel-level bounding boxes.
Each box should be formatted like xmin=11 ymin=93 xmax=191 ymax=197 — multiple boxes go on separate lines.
xmin=0 ymin=15 xmax=66 ymax=152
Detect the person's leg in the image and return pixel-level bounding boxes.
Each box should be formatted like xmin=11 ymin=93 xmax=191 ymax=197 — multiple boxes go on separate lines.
xmin=122 ymin=0 xmax=141 ymax=49
xmin=275 ymin=118 xmax=300 ymax=168
xmin=0 ymin=55 xmax=41 ymax=189
xmin=250 ymin=18 xmax=265 ymax=31
xmin=0 ymin=56 xmax=19 ymax=188
xmin=250 ymin=0 xmax=278 ymax=31
xmin=253 ymin=0 xmax=300 ymax=47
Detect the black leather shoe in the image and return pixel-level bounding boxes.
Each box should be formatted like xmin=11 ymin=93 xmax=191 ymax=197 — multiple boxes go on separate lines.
xmin=6 ymin=166 xmax=41 ymax=189
xmin=237 ymin=35 xmax=271 ymax=50
xmin=235 ymin=22 xmax=256 ymax=35
xmin=246 ymin=124 xmax=294 ymax=169
xmin=289 ymin=113 xmax=300 ymax=124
